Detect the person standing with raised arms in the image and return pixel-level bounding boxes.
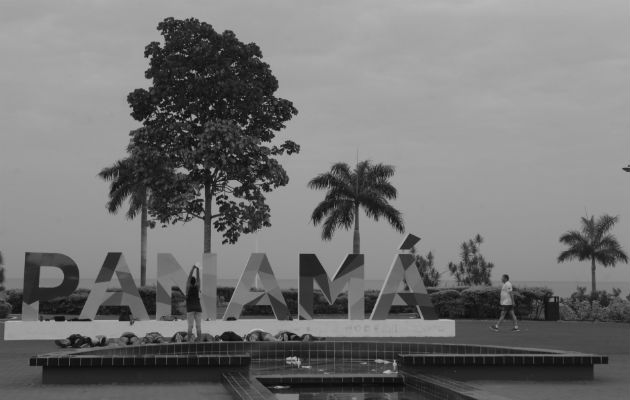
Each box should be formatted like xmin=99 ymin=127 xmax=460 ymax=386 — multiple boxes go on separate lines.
xmin=185 ymin=264 xmax=203 ymax=340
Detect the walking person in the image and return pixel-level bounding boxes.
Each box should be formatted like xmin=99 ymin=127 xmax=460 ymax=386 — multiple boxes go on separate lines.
xmin=490 ymin=274 xmax=519 ymax=332
xmin=185 ymin=265 xmax=203 ymax=341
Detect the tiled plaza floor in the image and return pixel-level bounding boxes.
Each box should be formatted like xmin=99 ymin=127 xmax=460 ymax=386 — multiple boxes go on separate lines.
xmin=0 ymin=319 xmax=628 ymax=399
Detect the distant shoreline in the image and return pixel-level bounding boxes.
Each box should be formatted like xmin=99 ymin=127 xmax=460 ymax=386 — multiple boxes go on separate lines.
xmin=3 ymin=278 xmax=629 ymax=298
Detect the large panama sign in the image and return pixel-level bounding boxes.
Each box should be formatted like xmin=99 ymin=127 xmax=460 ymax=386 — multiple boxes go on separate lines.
xmin=20 ymin=234 xmax=438 ymax=321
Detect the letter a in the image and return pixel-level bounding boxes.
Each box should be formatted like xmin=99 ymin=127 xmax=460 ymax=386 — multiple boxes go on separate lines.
xmin=80 ymin=253 xmax=149 ymax=320
xmin=370 ymin=234 xmax=438 ymax=320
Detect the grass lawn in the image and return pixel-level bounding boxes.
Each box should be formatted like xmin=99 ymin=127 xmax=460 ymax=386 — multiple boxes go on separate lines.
xmin=0 ymin=319 xmax=628 ymax=400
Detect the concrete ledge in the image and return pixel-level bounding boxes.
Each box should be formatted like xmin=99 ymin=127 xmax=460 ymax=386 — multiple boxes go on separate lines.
xmin=43 ymin=365 xmax=248 ymax=384
xmin=401 ymin=365 xmax=595 ymax=381
xmin=4 ymin=319 xmax=455 ymax=340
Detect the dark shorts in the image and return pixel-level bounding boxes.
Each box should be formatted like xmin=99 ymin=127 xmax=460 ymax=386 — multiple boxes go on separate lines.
xmin=186 ymin=302 xmax=202 ymax=313
xmin=501 ymin=305 xmax=514 ymax=312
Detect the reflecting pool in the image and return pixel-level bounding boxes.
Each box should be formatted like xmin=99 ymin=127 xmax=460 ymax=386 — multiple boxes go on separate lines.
xmin=269 ymin=384 xmax=432 ymax=400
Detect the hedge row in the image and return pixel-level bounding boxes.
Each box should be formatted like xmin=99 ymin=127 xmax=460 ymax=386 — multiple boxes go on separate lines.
xmin=0 ymin=300 xmax=11 ymax=318
xmin=560 ymin=298 xmax=630 ymax=322
xmin=2 ymin=285 xmax=553 ymax=320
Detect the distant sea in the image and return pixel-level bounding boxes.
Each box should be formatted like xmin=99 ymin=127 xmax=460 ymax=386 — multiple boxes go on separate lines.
xmin=3 ymin=278 xmax=629 ymax=298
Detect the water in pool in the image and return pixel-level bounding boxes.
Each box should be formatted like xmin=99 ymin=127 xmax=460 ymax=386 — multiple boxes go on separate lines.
xmin=269 ymin=384 xmax=429 ymax=400
xmin=252 ymin=358 xmax=400 ymax=375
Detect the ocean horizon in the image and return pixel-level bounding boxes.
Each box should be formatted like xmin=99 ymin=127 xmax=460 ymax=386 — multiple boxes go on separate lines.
xmin=3 ymin=278 xmax=629 ymax=298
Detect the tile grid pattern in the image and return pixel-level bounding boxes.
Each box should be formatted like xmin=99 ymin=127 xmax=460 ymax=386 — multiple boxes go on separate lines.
xmin=31 ymin=341 xmax=607 ymax=367
xmin=223 ymin=372 xmax=276 ymax=400
xmin=400 ymin=371 xmax=513 ymax=400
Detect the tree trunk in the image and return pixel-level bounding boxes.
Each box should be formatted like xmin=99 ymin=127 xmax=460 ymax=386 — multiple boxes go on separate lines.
xmin=140 ymin=195 xmax=147 ymax=287
xmin=591 ymin=257 xmax=597 ymax=294
xmin=204 ymin=182 xmax=212 ymax=254
xmin=353 ymin=203 xmax=360 ymax=254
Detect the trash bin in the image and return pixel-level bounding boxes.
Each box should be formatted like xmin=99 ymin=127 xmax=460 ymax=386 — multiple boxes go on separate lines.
xmin=545 ymin=296 xmax=560 ymax=321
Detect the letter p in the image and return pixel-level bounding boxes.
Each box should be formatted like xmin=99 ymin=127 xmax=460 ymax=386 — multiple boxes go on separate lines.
xmin=22 ymin=253 xmax=79 ymax=321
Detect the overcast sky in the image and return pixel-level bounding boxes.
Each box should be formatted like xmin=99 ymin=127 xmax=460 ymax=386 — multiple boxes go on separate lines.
xmin=1 ymin=0 xmax=628 ymax=289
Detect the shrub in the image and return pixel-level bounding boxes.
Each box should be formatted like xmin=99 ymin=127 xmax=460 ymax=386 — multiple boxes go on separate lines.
xmin=568 ymin=286 xmax=614 ymax=307
xmin=427 ymin=286 xmax=469 ymax=294
xmin=5 ymin=289 xmax=22 ymax=314
xmin=607 ymin=298 xmax=630 ymax=322
xmin=218 ymin=286 xmax=235 ymax=303
xmin=460 ymin=286 xmax=502 ymax=318
xmin=0 ymin=300 xmax=12 ymax=318
xmin=513 ymin=286 xmax=553 ymax=320
xmin=2 ymin=286 xmax=186 ymax=317
xmin=562 ymin=287 xmax=630 ymax=322
xmin=562 ymin=296 xmax=630 ymax=322
xmin=559 ymin=301 xmax=577 ymax=321
xmin=1 ymin=284 xmax=563 ymax=320
xmin=430 ymin=289 xmax=465 ymax=318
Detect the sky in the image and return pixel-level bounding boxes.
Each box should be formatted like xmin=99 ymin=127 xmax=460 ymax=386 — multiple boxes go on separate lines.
xmin=0 ymin=0 xmax=629 ymax=290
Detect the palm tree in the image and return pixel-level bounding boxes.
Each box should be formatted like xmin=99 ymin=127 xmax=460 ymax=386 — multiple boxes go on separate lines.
xmin=308 ymin=160 xmax=404 ymax=253
xmin=0 ymin=251 xmax=5 ymax=294
xmin=99 ymin=157 xmax=151 ymax=287
xmin=558 ymin=214 xmax=628 ymax=294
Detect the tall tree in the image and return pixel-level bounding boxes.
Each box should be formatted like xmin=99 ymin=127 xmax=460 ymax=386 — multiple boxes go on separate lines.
xmin=411 ymin=247 xmax=441 ymax=287
xmin=308 ymin=161 xmax=404 ymax=253
xmin=127 ymin=17 xmax=299 ymax=253
xmin=448 ymin=234 xmax=494 ymax=286
xmin=98 ymin=145 xmax=158 ymax=287
xmin=558 ymin=214 xmax=628 ymax=293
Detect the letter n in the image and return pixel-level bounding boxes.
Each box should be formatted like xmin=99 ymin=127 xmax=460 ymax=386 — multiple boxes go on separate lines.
xmin=22 ymin=253 xmax=79 ymax=321
xmin=156 ymin=253 xmax=217 ymax=320
xmin=79 ymin=253 xmax=149 ymax=320
xmin=298 ymin=254 xmax=364 ymax=320
xmin=223 ymin=253 xmax=290 ymax=320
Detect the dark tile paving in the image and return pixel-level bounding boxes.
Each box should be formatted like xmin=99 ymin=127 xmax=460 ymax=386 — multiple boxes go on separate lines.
xmin=31 ymin=341 xmax=607 ymax=371
xmin=29 ymin=340 xmax=610 ymax=399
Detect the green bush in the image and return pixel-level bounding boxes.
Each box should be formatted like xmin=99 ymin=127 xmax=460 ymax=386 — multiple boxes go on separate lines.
xmin=4 ymin=289 xmax=22 ymax=314
xmin=218 ymin=286 xmax=235 ymax=303
xmin=2 ymin=285 xmax=559 ymax=320
xmin=430 ymin=289 xmax=465 ymax=318
xmin=560 ymin=295 xmax=630 ymax=322
xmin=559 ymin=302 xmax=578 ymax=320
xmin=460 ymin=286 xmax=502 ymax=318
xmin=0 ymin=300 xmax=12 ymax=318
xmin=427 ymin=286 xmax=470 ymax=294
xmin=607 ymin=298 xmax=630 ymax=322
xmin=513 ymin=286 xmax=553 ymax=319
xmin=3 ymin=286 xmax=186 ymax=317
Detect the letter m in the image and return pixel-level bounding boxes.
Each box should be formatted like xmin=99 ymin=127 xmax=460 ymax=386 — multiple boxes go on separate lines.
xmin=298 ymin=254 xmax=364 ymax=320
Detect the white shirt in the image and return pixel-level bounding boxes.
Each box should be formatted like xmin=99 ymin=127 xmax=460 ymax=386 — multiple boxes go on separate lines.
xmin=500 ymin=281 xmax=513 ymax=305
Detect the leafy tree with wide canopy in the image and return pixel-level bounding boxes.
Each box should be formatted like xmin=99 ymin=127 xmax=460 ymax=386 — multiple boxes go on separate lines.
xmin=127 ymin=17 xmax=299 ymax=253
xmin=557 ymin=214 xmax=628 ymax=294
xmin=448 ymin=234 xmax=494 ymax=286
xmin=308 ymin=160 xmax=404 ymax=254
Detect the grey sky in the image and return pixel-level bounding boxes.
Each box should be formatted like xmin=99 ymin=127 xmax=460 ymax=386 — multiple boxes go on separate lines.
xmin=1 ymin=0 xmax=628 ymax=288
